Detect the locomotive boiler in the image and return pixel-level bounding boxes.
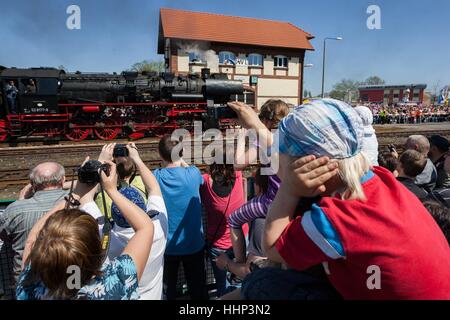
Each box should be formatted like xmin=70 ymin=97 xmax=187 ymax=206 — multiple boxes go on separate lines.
xmin=0 ymin=67 xmax=243 ymax=142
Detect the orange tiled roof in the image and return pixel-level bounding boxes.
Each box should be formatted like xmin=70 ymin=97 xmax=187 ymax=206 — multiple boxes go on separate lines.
xmin=158 ymin=8 xmax=314 ymax=51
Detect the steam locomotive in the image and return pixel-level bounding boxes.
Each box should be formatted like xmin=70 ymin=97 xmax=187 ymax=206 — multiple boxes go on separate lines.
xmin=0 ymin=66 xmax=243 ymax=142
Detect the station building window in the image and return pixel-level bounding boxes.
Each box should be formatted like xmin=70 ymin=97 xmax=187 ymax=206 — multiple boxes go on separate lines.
xmin=248 ymin=54 xmax=263 ymax=67
xmin=219 ymin=51 xmax=236 ymax=65
xmin=274 ymin=55 xmax=288 ymax=68
xmin=188 ymin=52 xmax=203 ymax=63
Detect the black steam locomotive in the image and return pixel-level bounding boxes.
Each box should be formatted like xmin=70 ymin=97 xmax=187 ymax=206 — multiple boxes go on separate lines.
xmin=0 ymin=67 xmax=243 ymax=141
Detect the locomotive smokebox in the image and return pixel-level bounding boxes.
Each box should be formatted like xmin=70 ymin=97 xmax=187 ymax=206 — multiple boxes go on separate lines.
xmin=203 ymin=79 xmax=243 ymax=97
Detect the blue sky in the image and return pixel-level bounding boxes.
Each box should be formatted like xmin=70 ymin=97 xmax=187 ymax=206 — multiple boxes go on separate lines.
xmin=0 ymin=0 xmax=449 ymax=95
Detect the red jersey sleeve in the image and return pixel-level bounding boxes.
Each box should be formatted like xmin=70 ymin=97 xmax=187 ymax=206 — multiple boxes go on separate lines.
xmin=275 ymin=216 xmax=330 ymax=271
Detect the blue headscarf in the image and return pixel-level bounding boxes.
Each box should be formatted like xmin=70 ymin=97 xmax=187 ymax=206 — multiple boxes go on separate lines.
xmin=278 ymin=99 xmax=364 ymax=159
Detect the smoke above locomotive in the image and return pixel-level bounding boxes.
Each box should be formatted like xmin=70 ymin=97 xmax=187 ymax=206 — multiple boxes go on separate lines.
xmin=0 ymin=67 xmax=244 ymax=142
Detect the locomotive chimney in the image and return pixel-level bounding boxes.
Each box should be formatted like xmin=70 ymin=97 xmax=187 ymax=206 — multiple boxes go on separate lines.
xmin=201 ymin=68 xmax=210 ymax=80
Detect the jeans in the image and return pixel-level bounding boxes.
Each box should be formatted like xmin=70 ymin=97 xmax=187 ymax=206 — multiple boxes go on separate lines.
xmin=7 ymin=97 xmax=17 ymax=114
xmin=241 ymin=267 xmax=342 ymax=300
xmin=206 ymin=246 xmax=236 ymax=298
xmin=164 ymin=248 xmax=209 ymax=300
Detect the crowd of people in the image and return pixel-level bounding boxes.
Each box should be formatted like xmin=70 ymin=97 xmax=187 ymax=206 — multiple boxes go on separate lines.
xmin=368 ymin=104 xmax=450 ymax=125
xmin=1 ymin=98 xmax=450 ymax=300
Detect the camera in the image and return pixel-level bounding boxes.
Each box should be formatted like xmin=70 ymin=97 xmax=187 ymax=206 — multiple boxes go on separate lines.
xmin=206 ymin=104 xmax=238 ymax=120
xmin=78 ymin=160 xmax=110 ymax=184
xmin=388 ymin=144 xmax=396 ymax=153
xmin=113 ymin=144 xmax=129 ymax=158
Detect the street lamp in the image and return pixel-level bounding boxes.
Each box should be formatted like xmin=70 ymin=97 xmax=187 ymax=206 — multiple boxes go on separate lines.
xmin=321 ymin=37 xmax=343 ymax=98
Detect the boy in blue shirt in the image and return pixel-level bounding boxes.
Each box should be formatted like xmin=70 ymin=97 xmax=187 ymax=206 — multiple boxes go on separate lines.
xmin=153 ymin=135 xmax=208 ymax=300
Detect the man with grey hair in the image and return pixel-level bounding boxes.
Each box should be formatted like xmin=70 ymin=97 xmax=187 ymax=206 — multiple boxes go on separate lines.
xmin=0 ymin=162 xmax=67 ymax=299
xmin=404 ymin=135 xmax=437 ymax=191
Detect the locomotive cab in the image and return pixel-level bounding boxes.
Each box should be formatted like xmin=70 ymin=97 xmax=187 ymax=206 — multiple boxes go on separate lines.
xmin=0 ymin=68 xmax=63 ymax=115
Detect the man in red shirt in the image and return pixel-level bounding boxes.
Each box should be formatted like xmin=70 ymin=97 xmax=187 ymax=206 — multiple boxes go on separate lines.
xmin=256 ymin=99 xmax=450 ymax=300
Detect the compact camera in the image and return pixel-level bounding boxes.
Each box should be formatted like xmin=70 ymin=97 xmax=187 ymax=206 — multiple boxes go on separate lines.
xmin=113 ymin=144 xmax=129 ymax=158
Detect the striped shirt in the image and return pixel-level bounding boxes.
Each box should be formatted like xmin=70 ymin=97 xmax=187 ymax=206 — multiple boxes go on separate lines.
xmin=228 ymin=174 xmax=281 ymax=229
xmin=0 ymin=189 xmax=68 ymax=285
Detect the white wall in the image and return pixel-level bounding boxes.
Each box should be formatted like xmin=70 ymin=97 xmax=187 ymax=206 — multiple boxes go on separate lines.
xmin=258 ymin=78 xmax=299 ymax=97
xmin=288 ymin=57 xmax=300 ymax=77
xmin=177 ymin=49 xmax=189 ymax=73
xmin=235 ymin=53 xmax=248 ymax=75
xmin=263 ymin=55 xmax=274 ymax=75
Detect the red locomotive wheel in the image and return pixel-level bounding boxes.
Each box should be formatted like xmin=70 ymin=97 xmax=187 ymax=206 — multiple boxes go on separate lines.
xmin=0 ymin=127 xmax=9 ymax=142
xmin=94 ymin=120 xmax=121 ymax=140
xmin=64 ymin=122 xmax=91 ymax=142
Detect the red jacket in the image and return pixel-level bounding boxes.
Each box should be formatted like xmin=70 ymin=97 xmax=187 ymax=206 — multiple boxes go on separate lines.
xmin=276 ymin=166 xmax=450 ymax=299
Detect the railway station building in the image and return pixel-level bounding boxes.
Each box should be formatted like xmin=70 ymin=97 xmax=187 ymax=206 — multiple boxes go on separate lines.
xmin=358 ymin=84 xmax=427 ymax=104
xmin=158 ymin=8 xmax=314 ymax=108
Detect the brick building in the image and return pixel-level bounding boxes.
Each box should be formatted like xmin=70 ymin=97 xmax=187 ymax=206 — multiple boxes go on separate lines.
xmin=158 ymin=8 xmax=314 ymax=108
xmin=359 ymin=84 xmax=427 ymax=104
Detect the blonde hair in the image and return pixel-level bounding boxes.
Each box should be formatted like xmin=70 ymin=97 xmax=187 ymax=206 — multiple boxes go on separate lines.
xmin=24 ymin=209 xmax=103 ymax=299
xmin=337 ymin=152 xmax=371 ymax=201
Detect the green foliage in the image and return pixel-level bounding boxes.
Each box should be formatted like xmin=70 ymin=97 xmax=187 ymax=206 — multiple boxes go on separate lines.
xmin=329 ymin=76 xmax=385 ymax=101
xmin=362 ymin=76 xmax=385 ymax=86
xmin=130 ymin=60 xmax=165 ymax=73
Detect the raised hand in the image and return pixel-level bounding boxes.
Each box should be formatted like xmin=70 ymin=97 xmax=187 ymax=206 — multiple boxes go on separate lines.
xmin=284 ymin=155 xmax=339 ymax=198
xmin=126 ymin=142 xmax=141 ymax=163
xmin=100 ymin=160 xmax=118 ymax=193
xmin=98 ymin=143 xmax=116 ymax=163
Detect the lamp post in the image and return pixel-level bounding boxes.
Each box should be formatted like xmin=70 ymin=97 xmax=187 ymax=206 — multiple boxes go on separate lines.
xmin=321 ymin=37 xmax=343 ymax=98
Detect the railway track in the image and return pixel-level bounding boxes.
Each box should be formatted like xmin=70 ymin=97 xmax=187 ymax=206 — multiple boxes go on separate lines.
xmin=2 ymin=125 xmax=450 ymax=195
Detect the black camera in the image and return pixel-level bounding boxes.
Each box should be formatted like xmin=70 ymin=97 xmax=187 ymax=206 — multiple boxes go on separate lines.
xmin=206 ymin=104 xmax=238 ymax=120
xmin=388 ymin=144 xmax=396 ymax=153
xmin=113 ymin=144 xmax=129 ymax=158
xmin=78 ymin=160 xmax=110 ymax=184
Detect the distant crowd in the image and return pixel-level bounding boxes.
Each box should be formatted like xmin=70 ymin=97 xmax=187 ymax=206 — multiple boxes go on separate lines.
xmin=1 ymin=98 xmax=450 ymax=300
xmin=365 ymin=104 xmax=450 ymax=124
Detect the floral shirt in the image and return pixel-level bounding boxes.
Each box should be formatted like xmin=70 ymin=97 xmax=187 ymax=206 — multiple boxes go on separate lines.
xmin=16 ymin=255 xmax=139 ymax=300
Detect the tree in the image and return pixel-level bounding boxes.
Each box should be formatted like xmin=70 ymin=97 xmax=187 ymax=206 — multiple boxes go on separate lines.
xmin=130 ymin=60 xmax=165 ymax=73
xmin=363 ymin=76 xmax=385 ymax=86
xmin=57 ymin=65 xmax=67 ymax=72
xmin=329 ymin=79 xmax=361 ymax=101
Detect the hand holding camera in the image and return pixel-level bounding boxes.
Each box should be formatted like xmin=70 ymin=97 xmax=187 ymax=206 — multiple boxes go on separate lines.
xmin=100 ymin=160 xmax=118 ymax=194
xmin=125 ymin=142 xmax=141 ymax=164
xmin=388 ymin=144 xmax=399 ymax=159
xmin=98 ymin=143 xmax=116 ymax=163
xmin=227 ymin=101 xmax=264 ymax=131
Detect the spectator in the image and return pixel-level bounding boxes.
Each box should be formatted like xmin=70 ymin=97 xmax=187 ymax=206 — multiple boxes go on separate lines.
xmin=25 ymin=79 xmax=36 ymax=94
xmin=153 ymin=135 xmax=208 ymax=300
xmin=200 ymin=150 xmax=247 ymax=297
xmin=16 ymin=161 xmax=155 ymax=300
xmin=0 ymin=162 xmax=67 ymax=290
xmin=5 ymin=81 xmax=18 ymax=114
xmin=95 ymin=143 xmax=147 ymax=219
xmin=428 ymin=135 xmax=450 ymax=189
xmin=396 ymin=150 xmax=429 ymax=202
xmin=354 ymin=106 xmax=379 ymax=166
xmin=377 ymin=152 xmax=399 ymax=176
xmin=94 ymin=143 xmax=168 ymax=300
xmin=258 ymin=98 xmax=450 ymax=300
xmin=227 ymin=99 xmax=289 ymax=265
xmin=422 ymin=201 xmax=450 ymax=244
xmin=404 ymin=135 xmax=437 ymax=190
xmin=216 ymin=218 xmax=270 ymax=300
